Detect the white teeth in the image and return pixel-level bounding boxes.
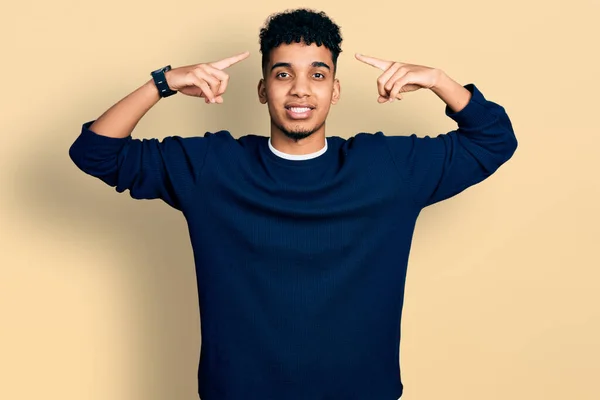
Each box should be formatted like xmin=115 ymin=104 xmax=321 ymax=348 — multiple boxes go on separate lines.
xmin=289 ymin=107 xmax=311 ymax=113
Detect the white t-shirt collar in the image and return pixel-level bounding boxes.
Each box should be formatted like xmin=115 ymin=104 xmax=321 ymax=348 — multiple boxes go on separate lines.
xmin=268 ymin=137 xmax=328 ymax=160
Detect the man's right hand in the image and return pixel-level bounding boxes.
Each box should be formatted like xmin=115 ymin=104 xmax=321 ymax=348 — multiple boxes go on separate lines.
xmin=165 ymin=51 xmax=250 ymax=104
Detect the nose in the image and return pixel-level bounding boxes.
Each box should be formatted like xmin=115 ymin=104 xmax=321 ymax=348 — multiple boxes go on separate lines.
xmin=289 ymin=75 xmax=311 ymax=97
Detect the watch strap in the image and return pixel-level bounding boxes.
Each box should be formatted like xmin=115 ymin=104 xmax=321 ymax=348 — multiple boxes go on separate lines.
xmin=151 ymin=65 xmax=177 ymax=98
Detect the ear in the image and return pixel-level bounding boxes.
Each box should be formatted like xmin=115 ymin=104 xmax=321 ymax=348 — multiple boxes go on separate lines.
xmin=331 ymin=78 xmax=341 ymax=105
xmin=257 ymin=78 xmax=267 ymax=104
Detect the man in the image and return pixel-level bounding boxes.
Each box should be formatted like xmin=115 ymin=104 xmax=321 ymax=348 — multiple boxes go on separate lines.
xmin=69 ymin=8 xmax=518 ymax=400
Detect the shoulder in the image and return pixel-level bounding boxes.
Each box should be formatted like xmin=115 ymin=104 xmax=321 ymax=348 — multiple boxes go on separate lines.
xmin=332 ymin=131 xmax=430 ymax=167
xmin=200 ymin=130 xmax=266 ymax=151
xmin=176 ymin=130 xmax=265 ymax=148
xmin=178 ymin=131 xmax=268 ymax=165
xmin=329 ymin=131 xmax=405 ymax=152
xmin=200 ymin=130 xmax=263 ymax=142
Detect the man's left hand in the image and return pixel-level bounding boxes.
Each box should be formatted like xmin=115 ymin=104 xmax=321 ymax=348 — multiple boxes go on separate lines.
xmin=355 ymin=53 xmax=442 ymax=103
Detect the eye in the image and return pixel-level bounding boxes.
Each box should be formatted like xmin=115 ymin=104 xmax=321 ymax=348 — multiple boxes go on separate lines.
xmin=276 ymin=72 xmax=290 ymax=78
xmin=314 ymin=72 xmax=325 ymax=79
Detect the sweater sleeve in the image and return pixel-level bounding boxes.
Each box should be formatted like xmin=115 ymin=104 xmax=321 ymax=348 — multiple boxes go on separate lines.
xmin=68 ymin=120 xmax=211 ymax=210
xmin=383 ymin=83 xmax=518 ymax=209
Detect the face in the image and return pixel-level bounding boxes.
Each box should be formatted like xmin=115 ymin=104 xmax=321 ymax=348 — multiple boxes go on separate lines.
xmin=258 ymin=41 xmax=341 ymax=142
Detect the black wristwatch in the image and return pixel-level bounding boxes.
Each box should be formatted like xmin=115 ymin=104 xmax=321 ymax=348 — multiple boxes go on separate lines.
xmin=151 ymin=65 xmax=177 ymax=98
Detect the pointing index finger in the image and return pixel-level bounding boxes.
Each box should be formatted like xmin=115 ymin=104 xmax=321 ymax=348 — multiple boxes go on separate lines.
xmin=210 ymin=51 xmax=250 ymax=70
xmin=355 ymin=53 xmax=392 ymax=71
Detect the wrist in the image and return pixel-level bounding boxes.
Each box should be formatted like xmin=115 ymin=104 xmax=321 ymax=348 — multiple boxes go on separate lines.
xmin=144 ymin=78 xmax=162 ymax=101
xmin=430 ymin=69 xmax=447 ymax=91
xmin=164 ymin=69 xmax=176 ymax=91
xmin=430 ymin=71 xmax=472 ymax=113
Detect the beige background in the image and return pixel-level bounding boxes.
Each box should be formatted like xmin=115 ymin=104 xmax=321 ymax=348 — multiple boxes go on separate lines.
xmin=1 ymin=0 xmax=598 ymax=399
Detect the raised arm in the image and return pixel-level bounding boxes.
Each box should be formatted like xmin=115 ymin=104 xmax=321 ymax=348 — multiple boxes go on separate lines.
xmin=386 ymin=80 xmax=517 ymax=209
xmin=356 ymin=53 xmax=518 ymax=209
xmin=68 ymin=52 xmax=250 ymax=210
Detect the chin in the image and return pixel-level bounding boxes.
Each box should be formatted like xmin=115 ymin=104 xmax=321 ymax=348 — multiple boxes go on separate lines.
xmin=282 ymin=127 xmax=315 ymax=141
xmin=273 ymin=120 xmax=316 ymax=142
xmin=278 ymin=119 xmax=325 ymax=142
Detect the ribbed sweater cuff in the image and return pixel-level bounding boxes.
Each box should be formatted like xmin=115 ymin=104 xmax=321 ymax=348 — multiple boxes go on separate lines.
xmin=444 ymin=83 xmax=499 ymax=131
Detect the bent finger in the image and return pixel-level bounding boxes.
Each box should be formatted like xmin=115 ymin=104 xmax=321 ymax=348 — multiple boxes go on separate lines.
xmin=197 ymin=80 xmax=216 ymax=103
xmin=389 ymin=77 xmax=411 ymax=101
xmin=377 ymin=63 xmax=402 ymax=97
xmin=194 ymin=69 xmax=221 ymax=98
xmin=205 ymin=67 xmax=230 ymax=95
xmin=384 ymin=67 xmax=409 ymax=93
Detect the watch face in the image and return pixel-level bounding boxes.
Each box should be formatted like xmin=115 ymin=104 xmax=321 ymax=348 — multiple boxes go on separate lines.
xmin=152 ymin=66 xmax=170 ymax=75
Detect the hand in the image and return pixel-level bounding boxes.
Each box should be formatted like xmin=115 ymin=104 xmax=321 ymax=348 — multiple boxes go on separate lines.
xmin=165 ymin=51 xmax=250 ymax=104
xmin=355 ymin=53 xmax=441 ymax=103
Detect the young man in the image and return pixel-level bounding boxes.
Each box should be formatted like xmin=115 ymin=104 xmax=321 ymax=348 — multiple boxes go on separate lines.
xmin=69 ymin=8 xmax=518 ymax=400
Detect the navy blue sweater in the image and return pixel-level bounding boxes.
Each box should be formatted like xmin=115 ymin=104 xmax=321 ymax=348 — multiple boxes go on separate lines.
xmin=69 ymin=83 xmax=517 ymax=400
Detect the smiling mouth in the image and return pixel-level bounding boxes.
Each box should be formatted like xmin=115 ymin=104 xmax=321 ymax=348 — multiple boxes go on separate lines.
xmin=285 ymin=105 xmax=314 ymax=111
xmin=285 ymin=106 xmax=314 ymax=119
xmin=285 ymin=107 xmax=313 ymax=119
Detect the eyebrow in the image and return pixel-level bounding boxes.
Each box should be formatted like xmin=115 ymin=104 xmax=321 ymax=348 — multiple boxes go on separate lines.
xmin=270 ymin=61 xmax=331 ymax=71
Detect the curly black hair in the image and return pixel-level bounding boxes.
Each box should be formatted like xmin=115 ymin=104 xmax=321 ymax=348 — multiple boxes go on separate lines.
xmin=259 ymin=8 xmax=343 ymax=76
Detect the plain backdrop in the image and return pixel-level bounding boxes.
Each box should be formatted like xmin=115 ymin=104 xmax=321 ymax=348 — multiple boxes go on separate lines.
xmin=1 ymin=0 xmax=598 ymax=399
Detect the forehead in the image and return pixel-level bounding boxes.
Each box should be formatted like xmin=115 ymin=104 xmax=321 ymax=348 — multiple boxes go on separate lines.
xmin=268 ymin=42 xmax=333 ymax=66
